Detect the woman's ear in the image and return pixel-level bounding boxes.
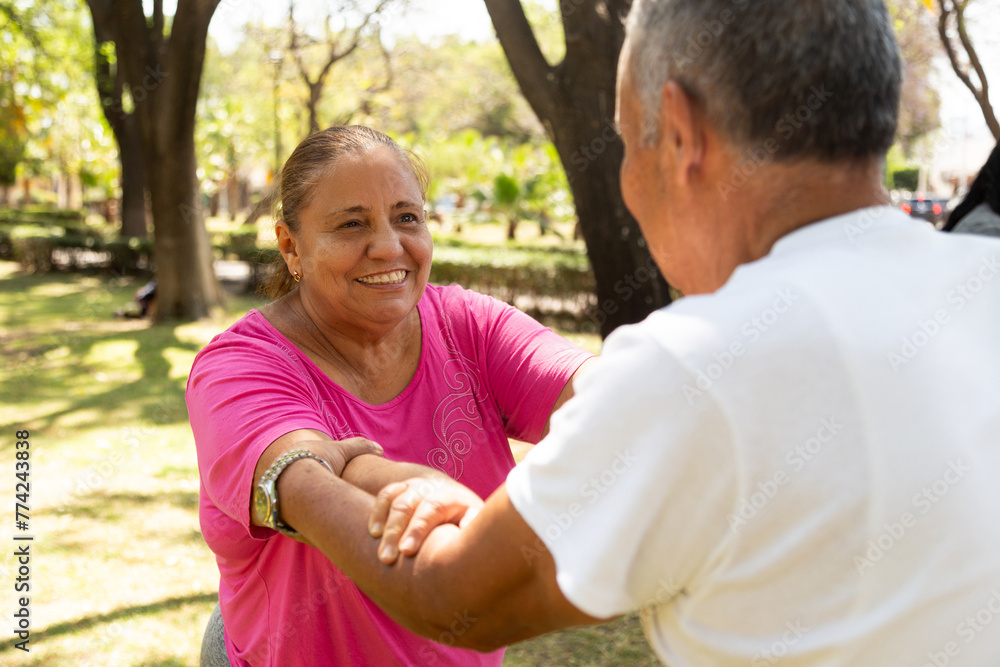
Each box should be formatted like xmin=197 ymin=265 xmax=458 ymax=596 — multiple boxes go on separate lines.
xmin=275 ymin=220 xmax=300 ymax=275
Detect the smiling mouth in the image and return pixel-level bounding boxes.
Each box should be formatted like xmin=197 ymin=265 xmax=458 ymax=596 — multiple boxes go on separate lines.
xmin=356 ymin=270 xmax=408 ymax=285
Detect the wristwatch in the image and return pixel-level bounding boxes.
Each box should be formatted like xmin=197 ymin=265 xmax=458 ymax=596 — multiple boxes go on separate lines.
xmin=253 ymin=449 xmax=334 ymax=538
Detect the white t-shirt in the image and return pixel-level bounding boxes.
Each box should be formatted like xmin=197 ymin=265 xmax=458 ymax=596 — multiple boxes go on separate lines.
xmin=506 ymin=206 xmax=1000 ymax=666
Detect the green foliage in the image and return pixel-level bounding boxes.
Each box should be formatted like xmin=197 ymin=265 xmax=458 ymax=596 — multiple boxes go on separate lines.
xmin=0 ymin=0 xmax=116 ymax=193
xmin=0 ymin=83 xmax=28 ymax=186
xmin=492 ymin=173 xmax=521 ymax=206
xmin=892 ymin=168 xmax=920 ymax=192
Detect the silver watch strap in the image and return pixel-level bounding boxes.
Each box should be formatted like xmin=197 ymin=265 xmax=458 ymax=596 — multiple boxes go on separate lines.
xmin=262 ymin=449 xmax=334 ymax=537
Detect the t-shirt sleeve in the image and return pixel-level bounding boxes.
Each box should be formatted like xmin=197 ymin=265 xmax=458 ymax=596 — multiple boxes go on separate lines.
xmin=186 ymin=334 xmax=331 ymax=538
xmin=458 ymin=288 xmax=595 ymax=444
xmin=505 ymin=323 xmax=738 ymax=618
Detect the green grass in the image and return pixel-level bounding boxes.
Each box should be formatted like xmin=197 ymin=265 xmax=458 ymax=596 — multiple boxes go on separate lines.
xmin=0 ymin=262 xmax=659 ymax=666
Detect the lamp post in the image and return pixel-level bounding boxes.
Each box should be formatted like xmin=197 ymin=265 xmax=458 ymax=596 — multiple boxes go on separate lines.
xmin=269 ymin=49 xmax=283 ymax=179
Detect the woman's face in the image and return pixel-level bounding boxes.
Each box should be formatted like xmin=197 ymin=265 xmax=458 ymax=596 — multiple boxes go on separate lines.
xmin=284 ymin=145 xmax=433 ymax=333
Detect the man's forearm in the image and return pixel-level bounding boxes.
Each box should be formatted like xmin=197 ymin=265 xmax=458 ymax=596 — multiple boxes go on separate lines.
xmin=277 ymin=461 xmax=601 ymax=651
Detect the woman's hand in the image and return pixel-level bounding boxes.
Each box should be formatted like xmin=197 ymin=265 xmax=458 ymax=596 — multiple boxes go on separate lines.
xmin=369 ymin=476 xmax=484 ymax=564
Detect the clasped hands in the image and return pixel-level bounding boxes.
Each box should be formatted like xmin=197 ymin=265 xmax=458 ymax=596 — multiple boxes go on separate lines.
xmin=368 ymin=474 xmax=484 ymax=564
xmin=304 ymin=437 xmax=485 ymax=564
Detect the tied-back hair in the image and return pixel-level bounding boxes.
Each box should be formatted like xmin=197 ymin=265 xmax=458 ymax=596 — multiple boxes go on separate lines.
xmin=622 ymin=0 xmax=902 ymax=162
xmin=943 ymin=141 xmax=1000 ymax=232
xmin=260 ymin=126 xmax=430 ymax=300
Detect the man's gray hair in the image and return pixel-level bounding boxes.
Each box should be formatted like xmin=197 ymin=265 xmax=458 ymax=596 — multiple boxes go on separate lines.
xmin=623 ymin=0 xmax=902 ymax=161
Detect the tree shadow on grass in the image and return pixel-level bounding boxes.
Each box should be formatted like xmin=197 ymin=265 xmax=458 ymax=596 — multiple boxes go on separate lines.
xmin=0 ymin=270 xmax=266 ymax=437
xmin=44 ymin=490 xmax=200 ymax=520
xmin=0 ymin=324 xmax=200 ymax=433
xmin=0 ymin=591 xmax=220 ymax=650
xmin=41 ymin=489 xmax=207 ymax=557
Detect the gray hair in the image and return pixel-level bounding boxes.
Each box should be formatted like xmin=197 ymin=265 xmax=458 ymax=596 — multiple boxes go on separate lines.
xmin=622 ymin=0 xmax=902 ymax=161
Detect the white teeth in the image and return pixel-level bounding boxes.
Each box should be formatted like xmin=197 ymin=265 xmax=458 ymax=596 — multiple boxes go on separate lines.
xmin=357 ymin=270 xmax=407 ymax=285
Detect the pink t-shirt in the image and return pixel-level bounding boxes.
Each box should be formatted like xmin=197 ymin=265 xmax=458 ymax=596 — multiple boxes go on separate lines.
xmin=187 ymin=284 xmax=593 ymax=666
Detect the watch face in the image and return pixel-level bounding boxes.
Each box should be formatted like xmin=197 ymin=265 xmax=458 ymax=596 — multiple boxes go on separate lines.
xmin=253 ymin=485 xmax=273 ymax=525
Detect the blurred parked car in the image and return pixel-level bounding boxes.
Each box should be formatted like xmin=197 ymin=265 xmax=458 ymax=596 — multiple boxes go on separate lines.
xmin=899 ymin=193 xmax=950 ymax=227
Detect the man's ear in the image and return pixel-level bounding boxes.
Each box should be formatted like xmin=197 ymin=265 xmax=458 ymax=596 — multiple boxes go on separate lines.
xmin=275 ymin=220 xmax=300 ymax=275
xmin=658 ymin=81 xmax=706 ymax=186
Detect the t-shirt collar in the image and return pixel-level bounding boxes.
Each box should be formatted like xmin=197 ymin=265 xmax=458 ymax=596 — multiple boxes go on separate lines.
xmin=768 ymin=205 xmax=905 ymax=257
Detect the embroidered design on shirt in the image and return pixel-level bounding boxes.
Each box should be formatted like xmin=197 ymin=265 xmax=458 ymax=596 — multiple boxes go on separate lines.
xmin=427 ymin=310 xmax=486 ymax=480
xmin=321 ymin=403 xmax=371 ymax=441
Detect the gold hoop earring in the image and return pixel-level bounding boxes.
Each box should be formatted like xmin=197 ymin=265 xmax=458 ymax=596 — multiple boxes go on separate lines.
xmin=292 ymin=271 xmax=301 ymax=283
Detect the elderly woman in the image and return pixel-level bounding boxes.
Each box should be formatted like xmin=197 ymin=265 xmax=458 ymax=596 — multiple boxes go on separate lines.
xmin=186 ymin=126 xmax=594 ymax=666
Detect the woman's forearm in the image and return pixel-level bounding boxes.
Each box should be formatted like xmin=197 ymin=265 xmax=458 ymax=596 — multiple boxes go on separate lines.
xmin=341 ymin=454 xmax=452 ymax=497
xmin=276 ymin=459 xmax=465 ymax=638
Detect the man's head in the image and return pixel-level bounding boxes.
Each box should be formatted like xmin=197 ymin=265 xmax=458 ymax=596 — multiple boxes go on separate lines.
xmin=617 ymin=0 xmax=903 ymax=293
xmin=620 ymin=0 xmax=901 ymax=158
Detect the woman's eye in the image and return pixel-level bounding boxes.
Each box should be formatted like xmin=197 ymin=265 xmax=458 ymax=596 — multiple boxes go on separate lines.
xmin=341 ymin=220 xmax=361 ymax=229
xmin=399 ymin=213 xmax=419 ymax=223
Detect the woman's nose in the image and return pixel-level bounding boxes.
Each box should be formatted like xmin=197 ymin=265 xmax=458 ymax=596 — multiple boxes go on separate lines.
xmin=367 ymin=221 xmax=404 ymax=260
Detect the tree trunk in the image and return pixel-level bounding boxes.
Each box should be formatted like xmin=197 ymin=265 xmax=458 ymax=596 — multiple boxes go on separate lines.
xmin=87 ymin=1 xmax=149 ymax=238
xmin=117 ymin=114 xmax=148 ymax=237
xmin=87 ymin=0 xmax=224 ymax=321
xmin=484 ymin=0 xmax=671 ymax=337
xmin=308 ymin=82 xmax=322 ymax=135
xmin=226 ymin=174 xmax=240 ymax=221
xmin=148 ymin=143 xmax=223 ymax=319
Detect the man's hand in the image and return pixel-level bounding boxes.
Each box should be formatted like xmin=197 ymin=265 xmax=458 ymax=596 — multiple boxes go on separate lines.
xmin=369 ymin=476 xmax=484 ymax=564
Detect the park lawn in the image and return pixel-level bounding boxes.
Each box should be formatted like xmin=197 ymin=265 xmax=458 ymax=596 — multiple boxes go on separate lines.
xmin=0 ymin=261 xmax=659 ymax=666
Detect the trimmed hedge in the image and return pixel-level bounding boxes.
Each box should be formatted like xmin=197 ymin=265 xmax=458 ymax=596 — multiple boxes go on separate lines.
xmin=8 ymin=228 xmax=153 ymax=275
xmin=7 ymin=230 xmax=597 ymax=320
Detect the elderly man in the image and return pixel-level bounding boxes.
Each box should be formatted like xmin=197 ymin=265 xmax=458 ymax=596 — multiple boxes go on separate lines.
xmin=262 ymin=0 xmax=1000 ymax=664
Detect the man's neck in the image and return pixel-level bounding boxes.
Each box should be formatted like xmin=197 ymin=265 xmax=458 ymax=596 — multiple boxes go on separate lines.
xmin=681 ymin=157 xmax=889 ymax=294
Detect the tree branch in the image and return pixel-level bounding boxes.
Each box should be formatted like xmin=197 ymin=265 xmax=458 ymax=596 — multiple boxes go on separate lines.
xmin=936 ymin=0 xmax=999 ymax=139
xmin=483 ymin=0 xmax=560 ymax=128
xmin=153 ymin=0 xmax=164 ymax=51
xmin=953 ymin=2 xmax=989 ymax=102
xmin=365 ymin=28 xmax=393 ymax=96
xmin=289 ymin=0 xmax=313 ymax=88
